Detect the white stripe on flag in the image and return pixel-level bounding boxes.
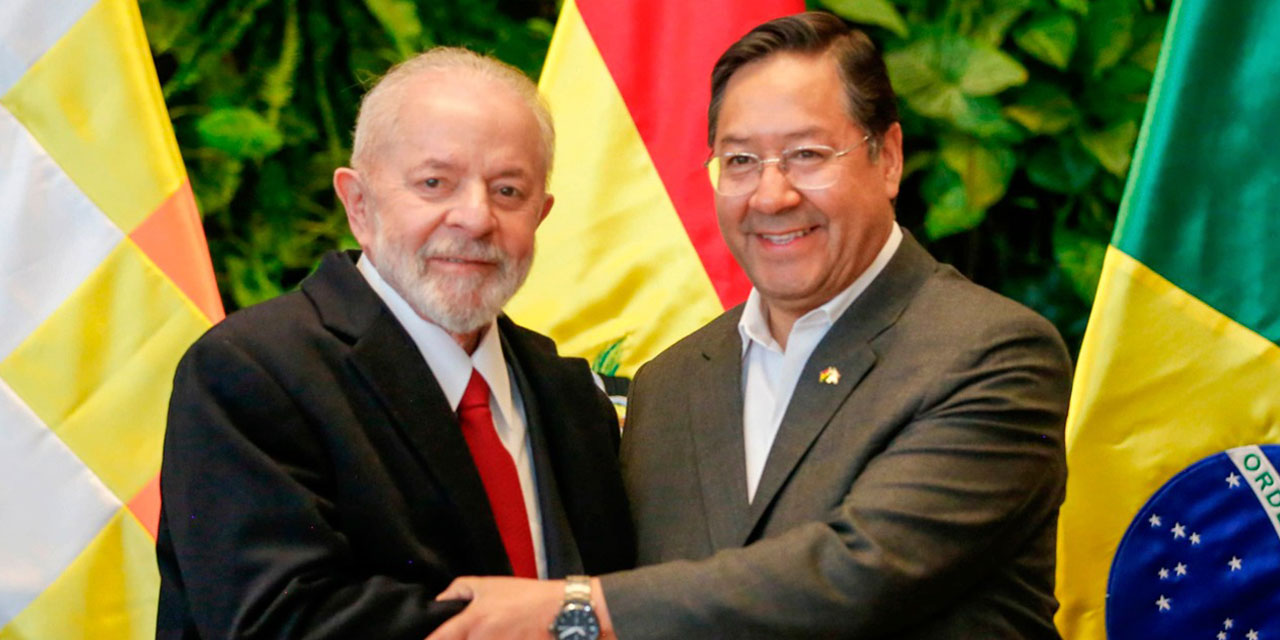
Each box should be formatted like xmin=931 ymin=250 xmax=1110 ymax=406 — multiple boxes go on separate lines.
xmin=0 ymin=105 xmax=123 ymax=362
xmin=1227 ymin=445 xmax=1280 ymax=543
xmin=0 ymin=379 xmax=122 ymax=627
xmin=0 ymin=0 xmax=98 ymax=95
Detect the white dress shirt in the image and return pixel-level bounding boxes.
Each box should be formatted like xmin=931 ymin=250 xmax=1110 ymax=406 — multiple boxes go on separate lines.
xmin=737 ymin=223 xmax=903 ymax=502
xmin=357 ymin=256 xmax=546 ymax=577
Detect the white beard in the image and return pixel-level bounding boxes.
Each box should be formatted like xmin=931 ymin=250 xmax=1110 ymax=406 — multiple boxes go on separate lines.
xmin=375 ymin=232 xmax=532 ymax=335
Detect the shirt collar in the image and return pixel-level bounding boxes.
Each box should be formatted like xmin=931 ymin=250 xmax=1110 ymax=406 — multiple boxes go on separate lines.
xmin=738 ymin=222 xmax=903 ymax=355
xmin=356 ymin=254 xmax=516 ymax=423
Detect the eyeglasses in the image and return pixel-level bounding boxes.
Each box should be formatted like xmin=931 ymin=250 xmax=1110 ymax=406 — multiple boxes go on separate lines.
xmin=705 ymin=135 xmax=871 ymax=197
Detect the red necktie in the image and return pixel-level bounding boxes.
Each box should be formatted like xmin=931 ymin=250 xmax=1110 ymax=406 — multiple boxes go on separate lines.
xmin=457 ymin=369 xmax=538 ymax=578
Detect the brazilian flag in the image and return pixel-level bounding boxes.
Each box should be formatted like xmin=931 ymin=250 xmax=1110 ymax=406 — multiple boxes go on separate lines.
xmin=1055 ymin=1 xmax=1280 ymax=638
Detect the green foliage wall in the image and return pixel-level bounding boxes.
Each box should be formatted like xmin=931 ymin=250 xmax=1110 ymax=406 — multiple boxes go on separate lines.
xmin=141 ymin=0 xmax=556 ymax=308
xmin=142 ymin=0 xmax=1169 ymax=355
xmin=814 ymin=0 xmax=1169 ymax=351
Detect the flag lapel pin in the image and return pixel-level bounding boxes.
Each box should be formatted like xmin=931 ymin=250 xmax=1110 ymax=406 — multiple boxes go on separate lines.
xmin=819 ymin=366 xmax=840 ymax=385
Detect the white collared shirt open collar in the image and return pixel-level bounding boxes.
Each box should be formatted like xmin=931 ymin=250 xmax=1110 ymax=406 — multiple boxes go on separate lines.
xmin=736 ymin=223 xmax=903 ymax=502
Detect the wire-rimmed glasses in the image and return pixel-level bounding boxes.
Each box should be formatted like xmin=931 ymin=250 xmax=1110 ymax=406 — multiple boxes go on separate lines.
xmin=705 ymin=135 xmax=871 ymax=197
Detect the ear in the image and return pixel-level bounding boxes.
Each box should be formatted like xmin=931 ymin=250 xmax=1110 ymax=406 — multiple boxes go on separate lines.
xmin=334 ymin=167 xmax=376 ymax=252
xmin=877 ymin=122 xmax=904 ymax=201
xmin=537 ymin=193 xmax=554 ymax=225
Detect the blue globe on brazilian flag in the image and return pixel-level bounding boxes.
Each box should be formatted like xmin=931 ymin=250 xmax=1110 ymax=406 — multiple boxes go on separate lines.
xmin=1107 ymin=446 xmax=1280 ymax=638
xmin=1054 ymin=2 xmax=1280 ymax=638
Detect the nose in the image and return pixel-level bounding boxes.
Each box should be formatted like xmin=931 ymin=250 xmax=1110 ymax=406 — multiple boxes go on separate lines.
xmin=747 ymin=163 xmax=801 ymax=215
xmin=447 ymin=180 xmax=497 ymax=236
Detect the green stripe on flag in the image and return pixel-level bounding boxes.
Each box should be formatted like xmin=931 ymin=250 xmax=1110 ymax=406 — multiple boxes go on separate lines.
xmin=1113 ymin=0 xmax=1280 ymax=343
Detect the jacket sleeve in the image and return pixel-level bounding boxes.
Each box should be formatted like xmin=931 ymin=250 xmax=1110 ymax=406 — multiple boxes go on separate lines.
xmin=601 ymin=314 xmax=1071 ymax=639
xmin=156 ymin=333 xmax=464 ymax=640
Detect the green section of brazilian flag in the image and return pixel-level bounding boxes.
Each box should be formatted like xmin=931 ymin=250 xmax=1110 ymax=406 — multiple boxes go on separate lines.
xmin=1113 ymin=0 xmax=1280 ymax=342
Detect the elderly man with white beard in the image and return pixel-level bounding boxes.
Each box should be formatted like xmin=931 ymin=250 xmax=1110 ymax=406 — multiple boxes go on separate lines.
xmin=153 ymin=47 xmax=635 ymax=640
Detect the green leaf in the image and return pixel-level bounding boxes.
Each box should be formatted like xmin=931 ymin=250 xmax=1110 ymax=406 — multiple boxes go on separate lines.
xmin=939 ymin=136 xmax=1016 ymax=211
xmin=920 ymin=160 xmax=960 ymax=203
xmin=1080 ymin=0 xmax=1135 ymax=76
xmin=1128 ymin=30 xmax=1163 ymax=72
xmin=900 ymin=87 xmax=963 ymax=121
xmin=261 ymin=0 xmax=301 ymax=122
xmin=957 ymin=39 xmax=1028 ymax=95
xmin=1027 ymin=139 xmax=1098 ymax=194
xmin=884 ymin=40 xmax=940 ymax=96
xmin=1078 ymin=120 xmax=1138 ymax=176
xmin=901 ymin=151 xmax=936 ymax=180
xmin=1053 ymin=227 xmax=1107 ymax=302
xmin=925 ymin=187 xmax=985 ymax=240
xmin=822 ymin=0 xmax=909 ymax=38
xmin=1013 ymin=12 xmax=1078 ymax=70
xmin=196 ymin=108 xmax=285 ymax=160
xmin=138 ymin=0 xmax=200 ymax=54
xmin=591 ymin=337 xmax=626 ymax=377
xmin=362 ymin=0 xmax=425 ymax=59
xmin=885 ymin=41 xmax=967 ymax=120
xmin=950 ymin=96 xmax=1026 ymax=141
xmin=226 ymin=252 xmax=287 ymax=308
xmin=1002 ymin=82 xmax=1079 ymax=134
xmin=1057 ymin=0 xmax=1089 ymax=15
xmin=1080 ymin=62 xmax=1153 ymax=123
xmin=1128 ymin=12 xmax=1168 ymax=73
xmin=921 ymin=165 xmax=983 ymax=239
xmin=527 ymin=17 xmax=555 ymax=40
xmin=887 ymin=33 xmax=1027 ymax=128
xmin=971 ymin=4 xmax=1033 ymax=47
xmin=159 ymin=0 xmax=271 ymax=99
xmin=887 ymin=33 xmax=1026 ymax=98
xmin=188 ymin=154 xmax=244 ymax=214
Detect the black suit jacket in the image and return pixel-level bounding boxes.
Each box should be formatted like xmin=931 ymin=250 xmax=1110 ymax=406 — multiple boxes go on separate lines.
xmin=155 ymin=251 xmax=634 ymax=639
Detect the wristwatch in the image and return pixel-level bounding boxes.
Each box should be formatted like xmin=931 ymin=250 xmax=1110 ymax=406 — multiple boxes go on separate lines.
xmin=548 ymin=575 xmax=600 ymax=640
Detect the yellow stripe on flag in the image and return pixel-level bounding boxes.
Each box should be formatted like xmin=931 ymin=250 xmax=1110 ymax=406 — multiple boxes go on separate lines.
xmin=0 ymin=241 xmax=210 ymax=502
xmin=0 ymin=0 xmax=185 ymax=233
xmin=0 ymin=511 xmax=159 ymax=640
xmin=507 ymin=0 xmax=723 ymax=376
xmin=1054 ymin=246 xmax=1280 ymax=637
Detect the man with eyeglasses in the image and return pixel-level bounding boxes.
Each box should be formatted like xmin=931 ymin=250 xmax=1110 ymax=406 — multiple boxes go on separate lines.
xmin=429 ymin=12 xmax=1072 ymax=640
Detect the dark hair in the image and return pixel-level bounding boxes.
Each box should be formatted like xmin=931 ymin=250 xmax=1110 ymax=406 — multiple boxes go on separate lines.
xmin=707 ymin=12 xmax=898 ymax=149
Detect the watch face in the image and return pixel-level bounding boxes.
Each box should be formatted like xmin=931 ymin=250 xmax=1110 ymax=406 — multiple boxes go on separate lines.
xmin=551 ymin=603 xmax=600 ymax=640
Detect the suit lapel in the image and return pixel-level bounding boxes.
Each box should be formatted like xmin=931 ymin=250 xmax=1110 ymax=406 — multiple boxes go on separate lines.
xmin=744 ymin=337 xmax=876 ymax=536
xmin=689 ymin=315 xmax=753 ymax=551
xmin=303 ymin=252 xmax=511 ymax=575
xmin=501 ymin=326 xmax=582 ymax=578
xmin=743 ymin=233 xmax=937 ymax=539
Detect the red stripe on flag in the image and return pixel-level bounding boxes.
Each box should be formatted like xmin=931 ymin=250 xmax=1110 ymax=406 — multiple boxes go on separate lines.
xmin=127 ymin=472 xmax=161 ymax=540
xmin=575 ymin=0 xmax=804 ymax=308
xmin=128 ymin=179 xmax=225 ymax=323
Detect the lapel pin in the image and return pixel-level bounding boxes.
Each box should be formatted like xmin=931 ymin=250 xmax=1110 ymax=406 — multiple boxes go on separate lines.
xmin=819 ymin=366 xmax=840 ymax=385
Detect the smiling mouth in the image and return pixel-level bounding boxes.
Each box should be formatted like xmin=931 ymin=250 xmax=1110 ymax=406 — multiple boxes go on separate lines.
xmin=434 ymin=256 xmax=494 ymax=265
xmin=758 ymin=227 xmax=814 ymax=245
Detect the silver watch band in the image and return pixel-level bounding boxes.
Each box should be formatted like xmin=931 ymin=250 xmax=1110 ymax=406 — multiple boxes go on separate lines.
xmin=564 ymin=575 xmax=592 ymax=604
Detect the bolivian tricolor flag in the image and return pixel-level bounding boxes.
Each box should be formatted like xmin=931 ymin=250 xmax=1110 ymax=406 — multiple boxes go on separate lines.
xmin=0 ymin=0 xmax=221 ymax=637
xmin=507 ymin=0 xmax=803 ymax=378
xmin=1055 ymin=1 xmax=1280 ymax=638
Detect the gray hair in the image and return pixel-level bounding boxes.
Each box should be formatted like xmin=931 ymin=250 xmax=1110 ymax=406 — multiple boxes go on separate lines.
xmin=350 ymin=47 xmax=555 ymax=180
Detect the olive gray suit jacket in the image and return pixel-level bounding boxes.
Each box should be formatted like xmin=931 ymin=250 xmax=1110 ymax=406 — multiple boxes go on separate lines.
xmin=602 ymin=234 xmax=1072 ymax=639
